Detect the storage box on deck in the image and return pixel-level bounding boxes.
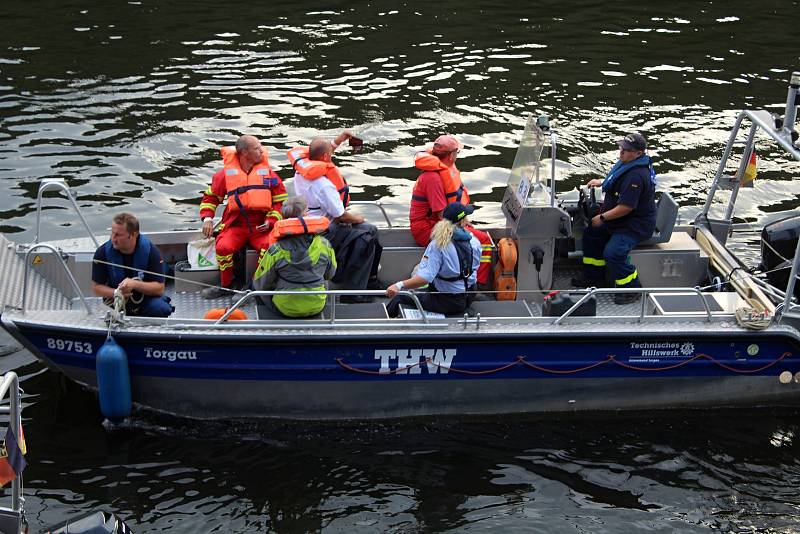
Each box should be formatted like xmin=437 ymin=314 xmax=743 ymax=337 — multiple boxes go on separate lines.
xmin=629 ymin=231 xmax=708 ymax=288
xmin=649 ymin=292 xmax=742 ymax=316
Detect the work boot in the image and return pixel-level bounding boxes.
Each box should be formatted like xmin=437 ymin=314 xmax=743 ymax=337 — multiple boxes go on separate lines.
xmin=613 ymin=292 xmax=641 ymax=305
xmin=201 ymin=285 xmax=234 ymax=300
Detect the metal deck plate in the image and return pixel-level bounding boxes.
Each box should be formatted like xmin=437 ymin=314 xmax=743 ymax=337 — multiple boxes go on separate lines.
xmin=0 ymin=235 xmax=69 ymax=311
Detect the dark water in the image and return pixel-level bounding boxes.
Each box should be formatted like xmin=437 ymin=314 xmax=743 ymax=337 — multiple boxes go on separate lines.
xmin=2 ymin=1 xmax=800 ymax=531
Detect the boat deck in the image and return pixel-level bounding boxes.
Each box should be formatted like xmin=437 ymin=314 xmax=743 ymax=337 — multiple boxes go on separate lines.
xmin=67 ymin=280 xmax=646 ymax=322
xmin=0 ymin=231 xmax=772 ymax=336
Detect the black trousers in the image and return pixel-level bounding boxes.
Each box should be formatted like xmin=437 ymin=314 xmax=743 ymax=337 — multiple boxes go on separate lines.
xmin=386 ymin=285 xmax=475 ymax=318
xmin=326 ymin=221 xmax=382 ymax=289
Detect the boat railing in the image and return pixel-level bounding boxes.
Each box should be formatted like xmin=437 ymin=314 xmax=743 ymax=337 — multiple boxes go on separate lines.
xmin=0 ymin=371 xmax=24 ymax=524
xmin=552 ymin=286 xmax=714 ymax=325
xmin=224 ymin=289 xmax=430 ymax=324
xmin=21 ymin=243 xmax=92 ymax=315
xmin=33 ymin=178 xmax=99 ymax=248
xmin=215 ymin=287 xmax=723 ymax=328
xmin=347 ymin=201 xmax=393 ymax=227
xmin=545 ymin=117 xmax=558 ymax=206
xmin=692 ymin=72 xmax=800 ymax=323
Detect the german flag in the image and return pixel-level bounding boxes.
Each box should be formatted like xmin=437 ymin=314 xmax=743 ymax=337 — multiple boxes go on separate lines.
xmin=0 ymin=425 xmax=26 ymax=487
xmin=742 ymin=148 xmax=757 ymax=184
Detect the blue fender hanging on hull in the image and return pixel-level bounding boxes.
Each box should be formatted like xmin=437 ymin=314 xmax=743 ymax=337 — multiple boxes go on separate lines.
xmin=95 ymin=336 xmax=131 ymax=421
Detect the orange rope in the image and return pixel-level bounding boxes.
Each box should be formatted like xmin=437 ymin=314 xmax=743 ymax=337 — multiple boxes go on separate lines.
xmin=517 ymin=355 xmax=613 ymax=374
xmin=612 ymin=352 xmax=792 ymax=373
xmin=611 ymin=352 xmax=709 ymax=372
xmin=336 ymin=352 xmax=794 ymax=376
xmin=335 ymin=357 xmax=427 ymax=375
xmin=426 ymin=357 xmax=521 ymax=375
xmin=713 ymin=352 xmax=791 ymax=373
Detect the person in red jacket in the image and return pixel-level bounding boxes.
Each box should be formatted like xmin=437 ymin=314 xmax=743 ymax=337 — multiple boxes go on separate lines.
xmin=409 ymin=134 xmax=492 ymax=286
xmin=199 ymin=135 xmax=288 ymax=299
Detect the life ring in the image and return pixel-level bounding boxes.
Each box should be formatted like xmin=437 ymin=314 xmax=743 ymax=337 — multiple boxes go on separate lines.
xmin=203 ymin=308 xmax=248 ymax=320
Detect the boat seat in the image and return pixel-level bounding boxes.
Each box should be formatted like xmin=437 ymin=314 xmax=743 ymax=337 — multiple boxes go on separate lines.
xmin=377 ymin=229 xmax=426 ymax=287
xmin=256 ymin=302 xmax=324 ymax=320
xmin=330 ymin=302 xmax=389 ymax=319
xmin=468 ymin=300 xmax=534 ymax=318
xmin=639 ymin=192 xmax=678 ymax=246
xmin=256 ymin=301 xmax=390 ymax=320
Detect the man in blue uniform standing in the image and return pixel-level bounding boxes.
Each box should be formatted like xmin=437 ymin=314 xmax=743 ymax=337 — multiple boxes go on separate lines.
xmin=574 ymin=132 xmax=657 ymax=304
xmin=91 ymin=212 xmax=174 ymax=316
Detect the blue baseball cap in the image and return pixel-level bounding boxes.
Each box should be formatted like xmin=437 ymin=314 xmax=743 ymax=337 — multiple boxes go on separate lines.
xmin=442 ymin=202 xmax=474 ymax=223
xmin=617 ymin=132 xmax=647 ymax=151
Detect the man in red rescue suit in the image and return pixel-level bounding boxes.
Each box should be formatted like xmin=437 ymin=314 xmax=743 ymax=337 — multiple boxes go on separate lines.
xmin=199 ymin=135 xmax=288 ymax=299
xmin=410 ymin=134 xmax=492 ymax=286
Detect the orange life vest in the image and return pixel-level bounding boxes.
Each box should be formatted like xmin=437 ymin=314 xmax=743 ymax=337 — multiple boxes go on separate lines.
xmin=221 ymin=146 xmax=278 ymax=213
xmin=267 ymin=216 xmax=330 ymax=248
xmin=412 ymin=150 xmax=470 ymax=208
xmin=287 ymin=146 xmax=350 ymax=207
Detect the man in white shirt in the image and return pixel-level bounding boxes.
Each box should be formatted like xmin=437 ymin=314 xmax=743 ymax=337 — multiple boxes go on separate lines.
xmin=290 ymin=131 xmax=382 ymax=302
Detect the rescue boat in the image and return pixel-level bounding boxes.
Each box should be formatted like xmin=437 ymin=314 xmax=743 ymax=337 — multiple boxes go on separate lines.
xmin=2 ymin=75 xmax=800 ymax=421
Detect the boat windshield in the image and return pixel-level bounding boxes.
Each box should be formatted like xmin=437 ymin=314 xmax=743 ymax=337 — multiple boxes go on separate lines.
xmin=502 ymin=115 xmax=547 ymax=222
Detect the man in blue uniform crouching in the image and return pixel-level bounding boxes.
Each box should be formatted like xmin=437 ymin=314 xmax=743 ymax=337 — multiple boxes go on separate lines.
xmin=91 ymin=212 xmax=174 ymax=317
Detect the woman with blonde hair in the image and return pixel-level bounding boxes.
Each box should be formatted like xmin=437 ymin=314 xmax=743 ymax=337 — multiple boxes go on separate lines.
xmin=385 ymin=203 xmax=481 ymax=317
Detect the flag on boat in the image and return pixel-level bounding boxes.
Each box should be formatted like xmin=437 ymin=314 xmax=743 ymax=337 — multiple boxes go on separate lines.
xmin=742 ymin=148 xmax=757 ymax=184
xmin=0 ymin=425 xmax=26 ymax=487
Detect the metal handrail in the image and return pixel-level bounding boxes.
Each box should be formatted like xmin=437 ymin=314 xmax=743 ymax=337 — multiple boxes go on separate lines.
xmin=722 ymin=123 xmax=758 ymax=222
xmin=549 ymin=128 xmax=558 ymax=207
xmin=778 ymin=234 xmax=800 ymax=323
xmin=34 ymin=178 xmax=99 ymax=248
xmin=0 ymin=372 xmax=23 ymax=513
xmin=552 ymin=286 xmax=714 ymax=325
xmin=695 ymin=73 xmax=800 ymax=321
xmin=222 ymin=289 xmax=429 ymax=324
xmin=699 ymin=74 xmax=800 ymax=223
xmin=347 ymin=200 xmax=393 ymax=227
xmin=23 ymin=243 xmax=92 ymax=315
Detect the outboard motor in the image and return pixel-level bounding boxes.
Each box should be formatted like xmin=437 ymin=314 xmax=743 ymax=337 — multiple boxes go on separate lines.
xmin=760 ymin=213 xmax=800 ymax=299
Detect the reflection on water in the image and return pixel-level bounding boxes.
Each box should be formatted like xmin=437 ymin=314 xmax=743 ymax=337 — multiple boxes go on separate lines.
xmin=17 ymin=363 xmax=800 ymax=532
xmin=3 ymin=1 xmax=800 ymax=531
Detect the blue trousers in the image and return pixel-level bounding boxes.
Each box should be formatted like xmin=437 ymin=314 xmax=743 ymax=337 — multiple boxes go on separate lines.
xmin=131 ymin=295 xmax=174 ymax=317
xmin=582 ymin=225 xmax=641 ymax=288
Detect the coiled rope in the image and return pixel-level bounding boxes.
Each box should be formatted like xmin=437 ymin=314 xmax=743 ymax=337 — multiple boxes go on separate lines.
xmin=105 ymin=287 xmax=127 ymax=333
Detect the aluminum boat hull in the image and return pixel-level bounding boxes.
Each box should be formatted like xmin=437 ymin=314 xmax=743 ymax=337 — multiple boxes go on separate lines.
xmin=5 ymin=318 xmax=800 ymax=419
